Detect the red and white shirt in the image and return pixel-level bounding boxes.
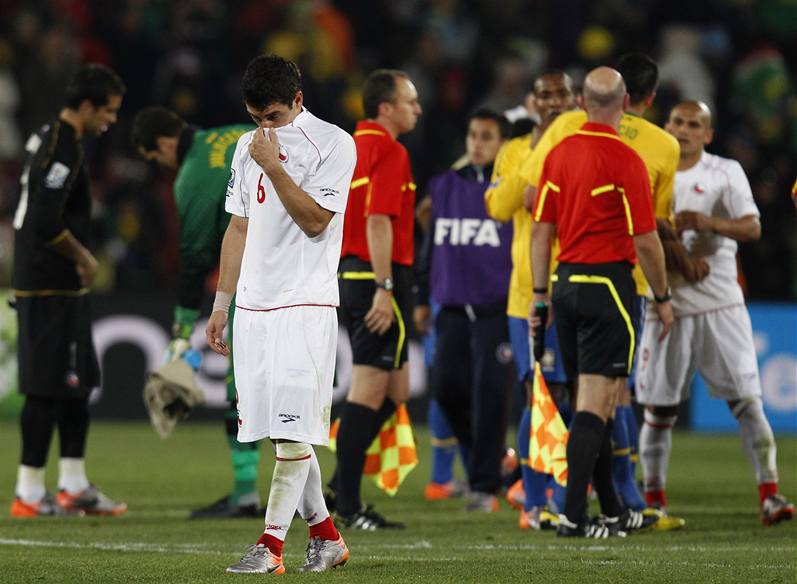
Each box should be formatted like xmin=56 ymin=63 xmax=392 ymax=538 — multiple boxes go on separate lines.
xmin=671 ymin=151 xmax=760 ymax=316
xmin=226 ymin=108 xmax=356 ymax=310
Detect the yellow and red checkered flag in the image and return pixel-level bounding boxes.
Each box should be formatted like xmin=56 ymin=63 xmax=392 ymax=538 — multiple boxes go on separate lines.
xmin=328 ymin=403 xmax=418 ymax=496
xmin=529 ymin=362 xmax=569 ymax=486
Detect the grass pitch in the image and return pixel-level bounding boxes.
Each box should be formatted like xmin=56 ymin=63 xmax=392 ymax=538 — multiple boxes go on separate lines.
xmin=0 ymin=420 xmax=794 ymax=583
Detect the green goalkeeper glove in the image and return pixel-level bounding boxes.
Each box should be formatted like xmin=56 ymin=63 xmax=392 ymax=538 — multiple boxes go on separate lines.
xmin=164 ymin=306 xmax=200 ymax=364
xmin=172 ymin=306 xmax=200 ymax=340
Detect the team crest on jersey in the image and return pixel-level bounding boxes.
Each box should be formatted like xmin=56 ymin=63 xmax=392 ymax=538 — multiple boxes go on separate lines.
xmin=278 ymin=145 xmax=288 ymax=163
xmin=228 ymin=169 xmax=236 ymax=189
xmin=693 ymin=182 xmax=706 ymax=194
xmin=45 ymin=161 xmax=70 ymax=189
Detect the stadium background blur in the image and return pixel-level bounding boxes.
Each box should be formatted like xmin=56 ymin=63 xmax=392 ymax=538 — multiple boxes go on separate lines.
xmin=0 ymin=0 xmax=794 ymax=425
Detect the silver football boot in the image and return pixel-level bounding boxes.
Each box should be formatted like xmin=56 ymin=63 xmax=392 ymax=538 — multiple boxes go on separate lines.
xmin=226 ymin=544 xmax=285 ymax=574
xmin=297 ymin=535 xmax=350 ymax=572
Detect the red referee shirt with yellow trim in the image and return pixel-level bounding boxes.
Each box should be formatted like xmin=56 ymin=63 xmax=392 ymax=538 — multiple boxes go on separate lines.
xmin=341 ymin=120 xmax=416 ymax=266
xmin=533 ymin=122 xmax=655 ymax=265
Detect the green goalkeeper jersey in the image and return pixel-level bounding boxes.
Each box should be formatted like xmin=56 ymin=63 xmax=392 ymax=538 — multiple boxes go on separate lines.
xmin=173 ymin=125 xmax=250 ymax=311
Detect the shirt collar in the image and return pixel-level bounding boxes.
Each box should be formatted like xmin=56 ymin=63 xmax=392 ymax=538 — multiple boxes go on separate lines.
xmin=355 ymin=119 xmax=392 ymax=137
xmin=579 ymin=121 xmax=619 ymax=135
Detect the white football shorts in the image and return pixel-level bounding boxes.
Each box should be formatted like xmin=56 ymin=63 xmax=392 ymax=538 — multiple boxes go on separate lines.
xmin=636 ymin=304 xmax=762 ymax=406
xmin=232 ymin=304 xmax=337 ymax=445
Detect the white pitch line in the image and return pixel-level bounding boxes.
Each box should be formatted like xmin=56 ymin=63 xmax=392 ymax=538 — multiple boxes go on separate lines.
xmin=354 ymin=542 xmax=796 ymax=554
xmin=0 ymin=539 xmax=457 ymax=562
xmin=0 ymin=537 xmax=793 ymax=570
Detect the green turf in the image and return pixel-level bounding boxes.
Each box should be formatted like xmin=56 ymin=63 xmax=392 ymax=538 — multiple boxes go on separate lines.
xmin=0 ymin=420 xmax=794 ymax=583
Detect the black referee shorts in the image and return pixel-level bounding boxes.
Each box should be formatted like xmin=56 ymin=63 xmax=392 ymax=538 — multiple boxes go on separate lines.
xmin=551 ymin=262 xmax=638 ymax=380
xmin=16 ymin=294 xmax=100 ymax=399
xmin=338 ymin=256 xmax=412 ymax=371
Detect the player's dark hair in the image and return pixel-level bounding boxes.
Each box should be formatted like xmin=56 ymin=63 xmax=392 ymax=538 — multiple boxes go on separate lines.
xmin=362 ymin=69 xmax=409 ymax=119
xmin=241 ymin=54 xmax=302 ymax=109
xmin=617 ymin=53 xmax=658 ymax=105
xmin=468 ymin=107 xmax=511 ymax=139
xmin=64 ymin=64 xmax=126 ymax=109
xmin=131 ymin=107 xmax=187 ymax=152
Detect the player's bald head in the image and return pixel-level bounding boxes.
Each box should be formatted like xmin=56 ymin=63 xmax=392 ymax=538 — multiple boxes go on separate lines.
xmin=669 ymin=100 xmax=712 ymax=128
xmin=583 ymin=67 xmax=626 ymax=112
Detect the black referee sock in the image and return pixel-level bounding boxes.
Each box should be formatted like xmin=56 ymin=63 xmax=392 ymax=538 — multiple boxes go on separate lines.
xmin=592 ymin=418 xmax=623 ymax=518
xmin=563 ymin=411 xmax=606 ymax=525
xmin=335 ymin=402 xmax=378 ymax=516
xmin=373 ymin=398 xmax=397 ymax=435
xmin=327 ymin=399 xmax=396 ymax=497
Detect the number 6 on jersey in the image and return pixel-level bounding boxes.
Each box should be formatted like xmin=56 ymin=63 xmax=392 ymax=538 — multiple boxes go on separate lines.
xmin=257 ymin=173 xmax=266 ymax=203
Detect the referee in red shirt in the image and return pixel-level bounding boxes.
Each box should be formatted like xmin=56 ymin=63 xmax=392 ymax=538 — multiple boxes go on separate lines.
xmin=330 ymin=69 xmax=421 ymax=529
xmin=531 ymin=67 xmax=673 ymax=538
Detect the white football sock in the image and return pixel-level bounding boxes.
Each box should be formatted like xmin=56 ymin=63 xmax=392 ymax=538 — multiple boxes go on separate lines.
xmin=58 ymin=457 xmax=90 ymax=494
xmin=731 ymin=397 xmax=778 ymax=485
xmin=264 ymin=442 xmax=312 ymax=541
xmin=297 ymin=448 xmax=330 ymax=527
xmin=639 ymin=411 xmax=677 ymax=493
xmin=16 ymin=465 xmax=46 ymax=503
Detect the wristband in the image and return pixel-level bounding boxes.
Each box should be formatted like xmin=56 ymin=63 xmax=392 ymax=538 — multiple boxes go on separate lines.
xmin=533 ymin=287 xmax=548 ymax=294
xmin=212 ymin=291 xmax=233 ymax=314
xmin=653 ymin=287 xmax=672 ymax=303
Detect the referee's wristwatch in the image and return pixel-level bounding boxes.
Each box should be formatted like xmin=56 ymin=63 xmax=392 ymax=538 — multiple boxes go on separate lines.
xmin=375 ymin=277 xmax=394 ymax=292
xmin=653 ymin=287 xmax=672 ymax=303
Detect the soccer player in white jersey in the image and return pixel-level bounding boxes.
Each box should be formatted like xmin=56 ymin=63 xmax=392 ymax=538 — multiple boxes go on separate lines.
xmin=636 ymin=101 xmax=794 ymax=526
xmin=205 ymin=54 xmax=357 ymax=573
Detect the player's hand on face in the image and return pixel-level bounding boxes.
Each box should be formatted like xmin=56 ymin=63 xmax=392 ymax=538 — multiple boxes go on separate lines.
xmin=205 ymin=311 xmax=229 ymax=355
xmin=675 ymin=210 xmax=713 ymax=234
xmin=76 ymin=253 xmax=99 ymax=287
xmin=249 ymin=127 xmax=280 ymax=174
xmin=365 ymin=289 xmax=395 ymax=335
xmin=413 ymin=305 xmax=431 ymax=336
xmin=655 ymin=300 xmax=674 ymax=342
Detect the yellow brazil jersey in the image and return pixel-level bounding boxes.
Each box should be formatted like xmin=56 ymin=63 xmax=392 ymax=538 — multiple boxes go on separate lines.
xmin=519 ymin=110 xmax=680 ymax=295
xmin=485 ymin=134 xmax=559 ymax=319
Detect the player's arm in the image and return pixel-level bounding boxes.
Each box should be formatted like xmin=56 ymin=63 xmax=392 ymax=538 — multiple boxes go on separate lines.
xmin=657 ymin=218 xmax=709 ymax=282
xmin=28 ymin=146 xmax=98 ymax=286
xmin=164 ymin=186 xmax=222 ymax=364
xmin=206 ymin=215 xmax=248 ymax=355
xmin=485 ymin=140 xmax=526 ymax=221
xmin=250 ymin=127 xmax=333 ymax=237
xmin=412 ymin=212 xmax=434 ymax=335
xmin=676 ymin=160 xmax=761 ymax=243
xmin=365 ymin=214 xmax=395 ymax=335
xmin=627 ymin=159 xmax=673 ymax=340
xmin=529 ymin=160 xmax=558 ymax=331
xmin=674 ymin=212 xmax=760 ymax=242
xmin=47 ymin=232 xmax=99 ymax=288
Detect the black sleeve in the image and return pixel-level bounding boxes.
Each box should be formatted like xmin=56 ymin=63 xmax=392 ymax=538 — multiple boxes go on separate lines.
xmin=413 ymin=217 xmax=433 ymax=306
xmin=178 ymin=251 xmax=214 ymax=309
xmin=27 ymin=134 xmax=80 ymax=244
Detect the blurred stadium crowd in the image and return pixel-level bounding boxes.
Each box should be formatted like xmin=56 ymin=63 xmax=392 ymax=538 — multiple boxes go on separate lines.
xmin=0 ymin=0 xmax=794 ymax=300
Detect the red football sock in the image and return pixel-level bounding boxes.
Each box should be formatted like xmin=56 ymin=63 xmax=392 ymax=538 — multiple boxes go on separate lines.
xmin=256 ymin=532 xmax=284 ymax=557
xmin=758 ymin=482 xmax=778 ymax=505
xmin=309 ymin=516 xmax=339 ymax=541
xmin=645 ymin=489 xmax=667 ymax=508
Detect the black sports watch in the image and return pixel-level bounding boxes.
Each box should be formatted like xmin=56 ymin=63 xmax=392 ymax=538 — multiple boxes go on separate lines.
xmin=375 ymin=277 xmax=394 ymax=292
xmin=653 ymin=287 xmax=672 ymax=303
